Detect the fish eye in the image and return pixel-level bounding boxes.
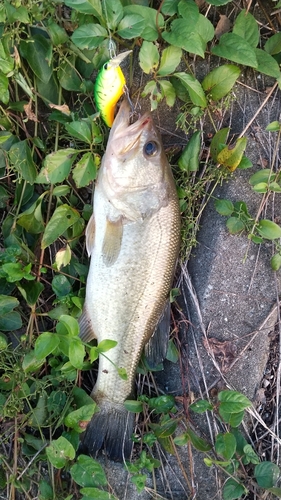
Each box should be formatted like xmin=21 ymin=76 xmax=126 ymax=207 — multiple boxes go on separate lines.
xmin=144 ymin=141 xmax=158 ymax=157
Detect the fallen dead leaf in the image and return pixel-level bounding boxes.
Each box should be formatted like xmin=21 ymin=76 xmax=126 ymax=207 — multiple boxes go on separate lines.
xmin=49 ymin=103 xmax=71 ymax=115
xmin=215 ymin=14 xmax=232 ymax=40
xmin=24 ymin=100 xmax=39 ymax=122
xmin=203 ymin=337 xmax=237 ymax=372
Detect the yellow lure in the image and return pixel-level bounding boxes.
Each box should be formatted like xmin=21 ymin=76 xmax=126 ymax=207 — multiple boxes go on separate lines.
xmin=94 ymin=50 xmax=132 ymax=127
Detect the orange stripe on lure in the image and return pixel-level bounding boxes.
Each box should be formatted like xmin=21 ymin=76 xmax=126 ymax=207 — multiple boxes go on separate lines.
xmin=94 ymin=50 xmax=132 ymax=127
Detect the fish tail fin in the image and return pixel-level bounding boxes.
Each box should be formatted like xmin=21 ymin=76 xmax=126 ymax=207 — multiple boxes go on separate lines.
xmin=81 ymin=400 xmax=134 ymax=461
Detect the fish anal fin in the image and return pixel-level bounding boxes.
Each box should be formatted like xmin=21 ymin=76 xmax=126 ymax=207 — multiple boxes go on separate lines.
xmin=102 ymin=217 xmax=123 ymax=266
xmin=86 ymin=213 xmax=95 ymax=257
xmin=144 ymin=299 xmax=171 ymax=369
xmin=78 ymin=307 xmax=96 ymax=343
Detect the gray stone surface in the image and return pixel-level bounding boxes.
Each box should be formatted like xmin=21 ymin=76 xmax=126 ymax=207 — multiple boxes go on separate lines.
xmin=94 ymin=57 xmax=281 ymax=500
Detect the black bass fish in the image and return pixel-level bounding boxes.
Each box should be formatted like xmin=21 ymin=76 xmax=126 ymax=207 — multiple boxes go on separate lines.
xmin=79 ymin=99 xmax=181 ymax=460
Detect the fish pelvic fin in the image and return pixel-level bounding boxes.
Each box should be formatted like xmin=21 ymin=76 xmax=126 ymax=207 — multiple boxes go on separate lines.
xmin=80 ymin=400 xmax=134 ymax=461
xmin=78 ymin=307 xmax=96 ymax=343
xmin=85 ymin=212 xmax=95 ymax=257
xmin=102 ymin=217 xmax=123 ymax=266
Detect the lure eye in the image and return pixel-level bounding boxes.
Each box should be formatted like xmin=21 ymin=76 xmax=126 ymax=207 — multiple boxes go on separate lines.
xmin=104 ymin=63 xmax=108 ymax=70
xmin=144 ymin=141 xmax=158 ymax=157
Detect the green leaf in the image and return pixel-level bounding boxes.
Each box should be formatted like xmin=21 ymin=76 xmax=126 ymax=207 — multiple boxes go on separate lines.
xmin=117 ymin=14 xmax=145 ymax=39
xmin=178 ymin=0 xmax=199 ymax=22
xmin=0 ymin=40 xmax=14 ymax=74
xmin=158 ymin=80 xmax=176 ymax=107
xmin=57 ymin=56 xmax=82 ymax=92
xmin=9 ymin=140 xmax=37 ymax=184
xmin=139 ymin=41 xmax=159 ymax=74
xmin=41 ymin=204 xmax=80 ymax=249
xmin=222 ymin=478 xmax=246 ymax=500
xmin=59 ymin=315 xmax=79 ymax=337
xmin=256 ymin=219 xmax=281 ymax=240
xmin=161 ymin=0 xmax=178 ymax=15
xmin=180 ymin=131 xmax=201 ymax=172
xmin=207 ymin=0 xmax=233 ymax=4
xmin=212 ymin=33 xmax=258 ymax=68
xmin=71 ymin=24 xmax=107 ymax=50
xmin=237 ymin=156 xmax=252 ymax=169
xmin=190 ymin=399 xmax=213 ymax=413
xmin=52 ymin=275 xmax=72 ymax=298
xmin=102 ymin=0 xmax=123 ymax=30
xmin=173 ymin=73 xmax=207 ymax=108
xmin=97 ymin=339 xmax=118 ymax=353
xmin=118 ymin=367 xmax=128 ymax=380
xmin=217 ymin=138 xmax=247 ymax=171
xmin=243 ymin=444 xmax=259 ymax=465
xmin=0 ymin=73 xmax=9 ymax=104
xmin=174 ymin=433 xmax=188 ymax=446
xmin=29 ymin=391 xmax=48 ymax=428
xmin=254 ymin=461 xmax=280 ymax=488
xmin=215 ymin=432 xmax=236 ymax=460
xmin=233 ymin=9 xmax=259 ymax=47
xmin=20 ymin=35 xmax=53 ymax=83
xmin=162 ymin=20 xmax=206 ymax=59
xmin=267 ymin=487 xmax=281 ymax=496
xmin=218 ymin=390 xmax=251 ymax=412
xmin=17 ymin=281 xmax=44 ymax=306
xmin=22 ymin=351 xmax=44 ymax=373
xmin=249 ymin=169 xmax=275 ymax=186
xmin=38 ymin=479 xmax=53 ymax=500
xmin=64 ymin=404 xmax=97 ymax=433
xmin=64 ymin=0 xmax=102 ymax=18
xmin=35 ymin=332 xmax=60 ymax=360
xmin=0 ymin=310 xmax=22 ymax=331
xmin=124 ymin=400 xmax=143 ymax=413
xmin=165 ymin=339 xmax=179 ymax=363
xmin=0 ymin=295 xmax=19 ymax=315
xmin=264 ymin=32 xmax=281 ymax=55
xmin=210 ymin=127 xmax=229 ymax=161
xmin=157 ymin=46 xmax=182 ymax=76
xmin=252 ymin=182 xmax=268 ymax=193
xmin=36 ymin=149 xmax=77 ymax=184
xmin=69 ymin=338 xmax=85 ymax=369
xmin=70 ymin=454 xmax=107 ymax=487
xmin=80 ymin=487 xmax=117 ymax=500
xmin=47 ymin=21 xmax=68 ymax=46
xmin=72 ymin=152 xmax=98 ymax=188
xmin=215 ymin=199 xmax=234 ymax=216
xmin=266 ymin=121 xmax=280 ymax=131
xmin=46 ymin=436 xmax=75 ymax=469
xmin=271 ymin=253 xmax=281 ymax=271
xmin=255 ymin=48 xmax=281 ymax=78
xmin=65 ymin=121 xmax=92 ymax=144
xmin=123 ymin=5 xmax=164 ymax=42
xmin=202 ymin=65 xmax=241 ymax=101
xmin=184 ymin=427 xmax=212 ymax=452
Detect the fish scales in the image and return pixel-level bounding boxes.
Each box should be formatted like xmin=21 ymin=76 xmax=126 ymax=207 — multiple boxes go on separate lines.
xmin=79 ymin=98 xmax=181 ymax=460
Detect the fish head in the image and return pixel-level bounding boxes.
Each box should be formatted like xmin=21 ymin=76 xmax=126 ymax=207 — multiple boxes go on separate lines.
xmin=100 ymin=99 xmax=171 ymax=220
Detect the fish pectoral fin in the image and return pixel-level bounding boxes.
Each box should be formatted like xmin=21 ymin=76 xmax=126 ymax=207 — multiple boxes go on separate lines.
xmin=144 ymin=299 xmax=171 ymax=369
xmin=85 ymin=213 xmax=95 ymax=257
xmin=102 ymin=217 xmax=123 ymax=266
xmin=78 ymin=307 xmax=97 ymax=342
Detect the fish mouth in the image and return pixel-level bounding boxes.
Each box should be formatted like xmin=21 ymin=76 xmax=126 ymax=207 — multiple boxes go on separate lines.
xmin=109 ymin=99 xmax=154 ymax=156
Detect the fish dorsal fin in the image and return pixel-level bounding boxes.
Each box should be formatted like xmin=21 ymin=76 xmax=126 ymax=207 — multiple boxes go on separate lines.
xmin=86 ymin=213 xmax=95 ymax=257
xmin=144 ymin=299 xmax=171 ymax=369
xmin=102 ymin=217 xmax=123 ymax=266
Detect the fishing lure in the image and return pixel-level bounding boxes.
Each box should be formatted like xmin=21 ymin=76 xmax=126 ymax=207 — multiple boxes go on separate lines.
xmin=94 ymin=50 xmax=132 ymax=127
